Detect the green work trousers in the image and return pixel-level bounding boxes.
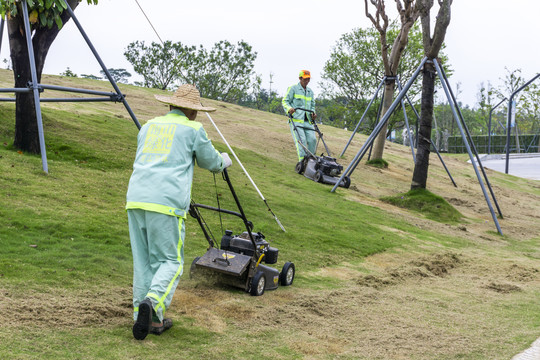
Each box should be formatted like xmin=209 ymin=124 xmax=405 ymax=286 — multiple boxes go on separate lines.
xmin=128 ymin=209 xmax=185 ymax=322
xmin=289 ymin=121 xmax=317 ymax=161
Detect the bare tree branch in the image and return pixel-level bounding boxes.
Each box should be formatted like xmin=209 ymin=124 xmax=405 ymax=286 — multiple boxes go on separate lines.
xmin=364 ymin=0 xmax=391 ymax=74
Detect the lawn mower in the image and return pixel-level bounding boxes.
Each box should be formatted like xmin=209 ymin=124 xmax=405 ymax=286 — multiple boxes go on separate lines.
xmin=289 ymin=108 xmax=350 ymax=188
xmin=188 ymin=168 xmax=295 ymax=296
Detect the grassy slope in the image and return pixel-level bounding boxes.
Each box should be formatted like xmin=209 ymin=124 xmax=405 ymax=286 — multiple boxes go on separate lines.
xmin=0 ymin=69 xmax=539 ymax=359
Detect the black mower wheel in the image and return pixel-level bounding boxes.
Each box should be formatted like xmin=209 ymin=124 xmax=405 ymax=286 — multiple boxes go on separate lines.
xmin=314 ymin=170 xmax=323 ymax=183
xmin=249 ymin=271 xmax=266 ymax=296
xmin=280 ymin=262 xmax=295 ymax=286
xmin=295 ymin=160 xmax=305 ymax=174
xmin=189 ymin=257 xmax=201 ymax=279
xmin=343 ymin=176 xmax=351 ymax=189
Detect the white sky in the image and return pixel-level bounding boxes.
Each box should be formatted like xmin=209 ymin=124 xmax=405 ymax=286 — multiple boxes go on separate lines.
xmin=1 ymin=0 xmax=539 ymax=108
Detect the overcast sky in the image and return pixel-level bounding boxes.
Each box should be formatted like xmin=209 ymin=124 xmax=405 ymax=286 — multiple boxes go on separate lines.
xmin=1 ymin=0 xmax=539 ymax=108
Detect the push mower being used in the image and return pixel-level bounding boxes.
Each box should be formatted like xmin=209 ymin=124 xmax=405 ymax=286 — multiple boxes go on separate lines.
xmin=189 ymin=168 xmax=295 ymax=296
xmin=289 ymin=108 xmax=350 ymax=189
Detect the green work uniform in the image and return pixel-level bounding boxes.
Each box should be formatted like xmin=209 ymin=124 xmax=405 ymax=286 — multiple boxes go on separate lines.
xmin=126 ymin=109 xmax=224 ymax=322
xmin=282 ymin=82 xmax=317 ymax=160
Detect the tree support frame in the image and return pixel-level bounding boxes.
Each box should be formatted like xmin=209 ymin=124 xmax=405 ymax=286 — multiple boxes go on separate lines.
xmin=0 ymin=0 xmax=141 ymax=173
xmin=332 ymin=58 xmax=503 ymax=235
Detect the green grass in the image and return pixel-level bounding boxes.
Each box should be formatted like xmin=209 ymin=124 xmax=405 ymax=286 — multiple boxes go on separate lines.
xmin=380 ymin=188 xmax=463 ymax=224
xmin=0 ymin=99 xmax=410 ymax=358
xmin=366 ymin=158 xmax=389 ymax=168
xmin=1 ymin=75 xmax=539 ymax=359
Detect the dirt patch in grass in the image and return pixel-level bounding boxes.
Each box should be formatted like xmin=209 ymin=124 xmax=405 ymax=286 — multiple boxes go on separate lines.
xmin=484 ymin=282 xmax=522 ymax=293
xmin=356 ymin=252 xmax=462 ymax=288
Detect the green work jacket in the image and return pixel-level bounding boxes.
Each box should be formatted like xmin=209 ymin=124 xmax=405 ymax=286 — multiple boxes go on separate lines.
xmin=282 ymin=82 xmax=316 ymax=123
xmin=126 ymin=110 xmax=224 ymax=218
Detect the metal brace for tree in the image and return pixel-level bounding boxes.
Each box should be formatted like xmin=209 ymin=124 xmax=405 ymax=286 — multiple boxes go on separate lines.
xmin=0 ymin=0 xmax=141 ymax=173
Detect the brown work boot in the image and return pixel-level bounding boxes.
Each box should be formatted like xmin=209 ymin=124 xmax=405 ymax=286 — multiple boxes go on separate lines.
xmin=150 ymin=318 xmax=173 ymax=335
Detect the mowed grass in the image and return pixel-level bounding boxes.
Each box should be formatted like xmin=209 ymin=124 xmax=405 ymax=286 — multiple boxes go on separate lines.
xmin=1 ymin=74 xmax=539 ymax=359
xmin=0 ymin=98 xmax=414 ymax=359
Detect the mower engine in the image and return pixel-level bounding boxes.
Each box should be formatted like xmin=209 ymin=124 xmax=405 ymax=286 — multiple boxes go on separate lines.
xmin=220 ymin=230 xmax=279 ymax=264
xmin=317 ymin=155 xmax=343 ymax=177
xmin=301 ymin=155 xmax=350 ymax=188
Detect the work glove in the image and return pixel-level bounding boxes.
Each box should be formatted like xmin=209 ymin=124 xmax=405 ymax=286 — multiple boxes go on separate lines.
xmin=221 ymin=152 xmax=233 ymax=168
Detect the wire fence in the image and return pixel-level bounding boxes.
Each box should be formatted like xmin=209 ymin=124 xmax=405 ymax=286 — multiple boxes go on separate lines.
xmin=446 ymin=134 xmax=540 ymax=154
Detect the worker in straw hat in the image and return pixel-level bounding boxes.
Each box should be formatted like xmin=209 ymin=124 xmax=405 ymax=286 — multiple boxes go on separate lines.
xmin=126 ymin=84 xmax=232 ymax=340
xmin=282 ymin=70 xmax=317 ymax=169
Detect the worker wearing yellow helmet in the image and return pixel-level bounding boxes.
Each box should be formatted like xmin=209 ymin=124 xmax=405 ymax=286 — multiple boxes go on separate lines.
xmin=282 ymin=70 xmax=317 ymax=164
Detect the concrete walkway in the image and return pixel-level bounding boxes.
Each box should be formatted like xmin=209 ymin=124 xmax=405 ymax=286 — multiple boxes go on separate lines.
xmin=469 ymin=153 xmax=540 ymax=181
xmin=512 ymin=338 xmax=540 ymax=360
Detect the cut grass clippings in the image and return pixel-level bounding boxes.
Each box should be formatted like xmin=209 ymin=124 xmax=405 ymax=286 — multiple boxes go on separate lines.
xmin=1 ymin=69 xmax=539 ymax=360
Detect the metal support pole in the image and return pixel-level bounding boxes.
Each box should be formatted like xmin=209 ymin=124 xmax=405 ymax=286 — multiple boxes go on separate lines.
xmin=0 ymin=17 xmax=4 ymax=54
xmin=505 ymin=73 xmax=540 ymax=173
xmin=488 ymin=97 xmax=506 ymax=154
xmin=429 ymin=138 xmax=457 ymax=187
xmin=434 ymin=60 xmax=503 ymax=235
xmin=331 ymin=57 xmax=428 ymax=193
xmin=22 ymin=0 xmax=48 ymax=173
xmin=62 ymin=0 xmax=141 ymax=130
xmin=437 ymin=64 xmax=503 ymax=219
xmin=396 ymin=79 xmax=416 ymax=163
xmin=340 ymin=77 xmax=385 ymax=157
xmin=352 ymin=86 xmax=385 ymax=172
xmin=0 ymin=88 xmax=32 ymax=93
xmin=38 ymin=84 xmax=122 ymax=98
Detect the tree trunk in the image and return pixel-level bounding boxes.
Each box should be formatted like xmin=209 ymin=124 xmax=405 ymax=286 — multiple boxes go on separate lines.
xmin=371 ymin=80 xmax=396 ymax=159
xmin=7 ymin=0 xmax=79 ymax=154
xmin=411 ymin=61 xmax=435 ymax=189
xmin=411 ymin=0 xmax=452 ymax=189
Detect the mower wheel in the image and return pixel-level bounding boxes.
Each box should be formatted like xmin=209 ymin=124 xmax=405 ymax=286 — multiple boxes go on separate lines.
xmin=249 ymin=271 xmax=266 ymax=296
xmin=280 ymin=262 xmax=295 ymax=286
xmin=314 ymin=170 xmax=323 ymax=183
xmin=189 ymin=257 xmax=201 ymax=279
xmin=295 ymin=161 xmax=305 ymax=174
xmin=343 ymin=176 xmax=351 ymax=189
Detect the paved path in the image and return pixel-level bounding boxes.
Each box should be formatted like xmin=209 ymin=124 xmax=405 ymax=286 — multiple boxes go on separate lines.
xmin=470 ymin=153 xmax=540 ymax=181
xmin=512 ymin=338 xmax=540 ymax=360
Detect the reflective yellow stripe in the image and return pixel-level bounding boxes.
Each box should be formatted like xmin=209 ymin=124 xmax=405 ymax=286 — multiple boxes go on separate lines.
xmin=149 ymin=112 xmax=203 ymax=131
xmin=289 ymin=122 xmax=304 ymax=161
xmin=293 ymin=94 xmax=312 ymax=101
xmin=146 ymin=293 xmax=161 ymax=311
xmin=148 ymin=218 xmax=185 ymax=314
xmin=282 ymin=86 xmax=293 ymax=112
xmin=126 ymin=202 xmax=187 ymax=218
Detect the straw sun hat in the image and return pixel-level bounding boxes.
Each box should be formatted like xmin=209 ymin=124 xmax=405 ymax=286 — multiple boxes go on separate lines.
xmin=154 ymin=84 xmax=216 ymax=112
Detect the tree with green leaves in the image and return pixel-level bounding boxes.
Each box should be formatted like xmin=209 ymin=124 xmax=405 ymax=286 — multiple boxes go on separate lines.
xmin=1 ymin=0 xmax=98 ymax=154
xmin=124 ymin=40 xmax=197 ymax=90
xmin=192 ymin=40 xmax=257 ymax=104
xmin=60 ymin=67 xmax=77 ymax=77
xmin=124 ymin=39 xmax=258 ymax=104
xmin=100 ymin=68 xmax=131 ymax=84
